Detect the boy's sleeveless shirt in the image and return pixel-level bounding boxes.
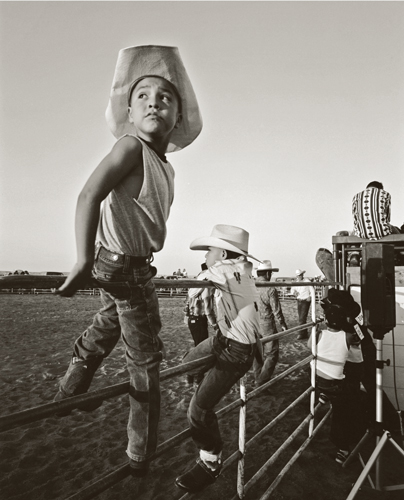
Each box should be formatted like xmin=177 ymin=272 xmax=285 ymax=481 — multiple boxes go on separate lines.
xmin=97 ymin=136 xmax=175 ymax=257
xmin=315 ymin=329 xmax=349 ymax=380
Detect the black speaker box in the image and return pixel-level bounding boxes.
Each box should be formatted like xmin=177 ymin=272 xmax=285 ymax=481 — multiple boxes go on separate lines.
xmin=361 ymin=242 xmax=396 ymax=334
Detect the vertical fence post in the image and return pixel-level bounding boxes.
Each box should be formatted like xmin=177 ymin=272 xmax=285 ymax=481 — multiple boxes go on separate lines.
xmin=237 ymin=375 xmax=247 ymax=499
xmin=309 ymin=286 xmax=317 ymax=437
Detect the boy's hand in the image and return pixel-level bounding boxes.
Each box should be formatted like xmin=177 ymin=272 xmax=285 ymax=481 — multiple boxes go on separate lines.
xmin=55 ymin=263 xmax=93 ymax=297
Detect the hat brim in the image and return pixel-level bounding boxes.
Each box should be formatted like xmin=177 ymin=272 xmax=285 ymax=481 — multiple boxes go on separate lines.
xmin=106 ymin=45 xmax=203 ymax=152
xmin=190 ymin=236 xmax=261 ymax=263
xmin=258 ymin=268 xmax=279 ymax=272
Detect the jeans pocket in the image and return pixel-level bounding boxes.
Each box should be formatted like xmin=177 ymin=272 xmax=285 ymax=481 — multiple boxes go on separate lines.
xmin=220 ymin=345 xmax=253 ymax=368
xmin=100 ymin=282 xmax=132 ymax=300
xmin=93 ymin=256 xmax=132 ymax=282
xmin=116 ymin=280 xmax=162 ymax=354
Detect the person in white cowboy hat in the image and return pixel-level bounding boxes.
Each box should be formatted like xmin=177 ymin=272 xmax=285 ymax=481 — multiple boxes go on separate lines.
xmin=54 ymin=45 xmax=202 ymax=476
xmin=252 ymin=260 xmax=288 ymax=387
xmin=175 ymin=224 xmax=262 ymax=493
xmin=290 ymin=268 xmax=314 ymax=339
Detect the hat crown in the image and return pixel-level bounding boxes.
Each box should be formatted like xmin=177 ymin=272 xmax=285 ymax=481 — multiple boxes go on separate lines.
xmin=210 ymin=224 xmax=249 ymax=253
xmin=106 ymin=45 xmax=202 ymax=152
xmin=295 ymin=269 xmax=305 ymax=276
xmin=257 ymin=260 xmax=273 ymax=271
xmin=189 ymin=224 xmax=262 ymax=262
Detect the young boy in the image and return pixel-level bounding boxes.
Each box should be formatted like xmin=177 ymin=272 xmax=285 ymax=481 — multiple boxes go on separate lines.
xmin=309 ymin=289 xmax=361 ymax=464
xmin=310 ymin=289 xmax=360 ymax=397
xmin=175 ymin=224 xmax=262 ymax=493
xmin=54 ymin=45 xmax=202 ymax=476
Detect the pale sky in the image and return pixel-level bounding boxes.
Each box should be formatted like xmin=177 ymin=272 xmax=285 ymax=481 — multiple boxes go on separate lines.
xmin=1 ymin=1 xmax=403 ymax=277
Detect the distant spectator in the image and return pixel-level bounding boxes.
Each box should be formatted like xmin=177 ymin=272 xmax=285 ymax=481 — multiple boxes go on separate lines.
xmin=253 ymin=260 xmax=288 ymax=387
xmin=290 ymin=269 xmax=313 ymax=340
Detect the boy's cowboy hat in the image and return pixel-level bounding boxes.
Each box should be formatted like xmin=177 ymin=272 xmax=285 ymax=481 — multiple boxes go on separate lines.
xmin=322 ymin=288 xmax=362 ymax=318
xmin=295 ymin=269 xmax=306 ymax=276
xmin=257 ymin=260 xmax=279 ymax=272
xmin=106 ymin=45 xmax=202 ymax=152
xmin=190 ymin=225 xmax=262 ymax=262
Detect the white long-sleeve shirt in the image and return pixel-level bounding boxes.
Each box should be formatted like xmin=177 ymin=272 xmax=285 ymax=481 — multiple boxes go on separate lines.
xmin=189 ymin=258 xmax=260 ymax=344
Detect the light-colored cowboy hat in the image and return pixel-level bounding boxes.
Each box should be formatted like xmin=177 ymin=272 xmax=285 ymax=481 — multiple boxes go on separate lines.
xmin=105 ymin=45 xmax=203 ymax=152
xmin=295 ymin=268 xmax=306 ymax=276
xmin=190 ymin=224 xmax=262 ymax=262
xmin=257 ymin=260 xmax=279 ymax=272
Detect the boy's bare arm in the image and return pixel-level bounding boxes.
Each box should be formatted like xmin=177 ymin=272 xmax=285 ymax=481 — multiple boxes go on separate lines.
xmin=56 ymin=136 xmax=143 ymax=297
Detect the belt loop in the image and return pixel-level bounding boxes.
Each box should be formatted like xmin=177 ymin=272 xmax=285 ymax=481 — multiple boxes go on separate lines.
xmin=94 ymin=244 xmax=102 ymax=261
xmin=123 ymin=254 xmax=131 ymax=273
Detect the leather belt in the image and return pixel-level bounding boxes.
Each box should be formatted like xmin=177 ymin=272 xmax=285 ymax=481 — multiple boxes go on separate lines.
xmin=99 ymin=245 xmax=151 ymax=268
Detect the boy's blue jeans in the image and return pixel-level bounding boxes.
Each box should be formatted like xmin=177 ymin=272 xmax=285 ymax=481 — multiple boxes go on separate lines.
xmin=183 ymin=332 xmax=255 ymax=455
xmin=63 ymin=249 xmax=163 ymax=463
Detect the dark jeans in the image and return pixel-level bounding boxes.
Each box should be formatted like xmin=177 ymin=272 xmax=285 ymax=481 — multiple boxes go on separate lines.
xmin=183 ymin=333 xmax=256 ymax=454
xmin=297 ymin=299 xmax=311 ymax=338
xmin=315 ymin=375 xmax=343 ymax=401
xmin=187 ymin=315 xmax=209 ymax=382
xmin=253 ymin=320 xmax=279 ymax=386
xmin=188 ymin=315 xmax=209 ymax=346
xmin=61 ymin=247 xmax=163 ymax=462
xmin=330 ymin=362 xmax=367 ymax=450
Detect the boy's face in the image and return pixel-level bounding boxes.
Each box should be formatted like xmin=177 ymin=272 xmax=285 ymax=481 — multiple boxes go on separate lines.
xmin=205 ymin=246 xmax=226 ymax=268
xmin=128 ymin=76 xmax=182 ymax=142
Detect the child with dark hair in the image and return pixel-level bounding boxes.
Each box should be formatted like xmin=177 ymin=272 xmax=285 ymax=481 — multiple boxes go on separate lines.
xmin=53 ymin=45 xmax=202 ymax=476
xmin=310 ymin=304 xmax=355 ymax=398
xmin=310 ymin=289 xmax=363 ymax=464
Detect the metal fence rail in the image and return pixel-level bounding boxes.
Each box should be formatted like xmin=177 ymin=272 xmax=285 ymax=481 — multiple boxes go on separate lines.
xmin=1 ymin=278 xmax=331 ymax=500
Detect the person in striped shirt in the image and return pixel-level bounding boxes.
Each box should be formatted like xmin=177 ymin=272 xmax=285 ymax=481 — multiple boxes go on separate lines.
xmin=352 ymin=181 xmax=401 ymax=240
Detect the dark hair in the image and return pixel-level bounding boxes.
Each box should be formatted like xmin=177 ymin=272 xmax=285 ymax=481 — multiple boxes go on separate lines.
xmin=225 ymin=249 xmax=243 ymax=259
xmin=257 ymin=269 xmax=272 ymax=277
xmin=325 ymin=304 xmax=346 ymax=330
xmin=127 ymin=75 xmax=182 ymax=113
xmin=366 ymin=181 xmax=384 ymax=190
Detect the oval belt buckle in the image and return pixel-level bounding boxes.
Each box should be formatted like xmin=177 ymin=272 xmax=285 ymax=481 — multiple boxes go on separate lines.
xmin=112 ymin=254 xmax=119 ymax=261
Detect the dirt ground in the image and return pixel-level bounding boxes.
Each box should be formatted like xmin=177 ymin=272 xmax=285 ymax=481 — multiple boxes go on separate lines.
xmin=1 ymin=294 xmax=403 ymax=500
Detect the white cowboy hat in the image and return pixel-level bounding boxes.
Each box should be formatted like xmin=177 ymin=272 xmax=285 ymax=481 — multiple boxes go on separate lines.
xmin=190 ymin=224 xmax=262 ymax=262
xmin=295 ymin=268 xmax=306 ymax=276
xmin=257 ymin=260 xmax=279 ymax=272
xmin=105 ymin=45 xmax=203 ymax=152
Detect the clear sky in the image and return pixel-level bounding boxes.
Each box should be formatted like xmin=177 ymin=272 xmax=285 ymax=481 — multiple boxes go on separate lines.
xmin=1 ymin=1 xmax=403 ymax=278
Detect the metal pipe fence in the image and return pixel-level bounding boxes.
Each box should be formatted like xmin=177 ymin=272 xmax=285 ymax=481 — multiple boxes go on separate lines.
xmin=1 ymin=277 xmax=333 ymax=499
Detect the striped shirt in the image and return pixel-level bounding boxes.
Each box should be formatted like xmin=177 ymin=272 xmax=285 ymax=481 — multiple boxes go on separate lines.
xmin=352 ymin=187 xmax=395 ymax=240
